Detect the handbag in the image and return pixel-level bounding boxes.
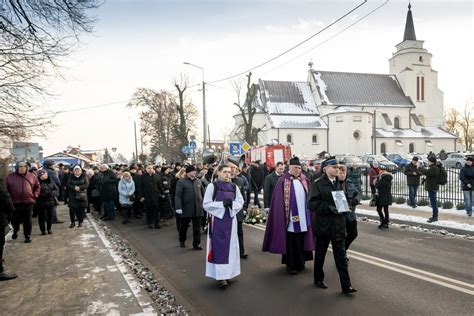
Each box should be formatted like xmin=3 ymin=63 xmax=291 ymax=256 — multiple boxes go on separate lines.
xmin=91 ymin=189 xmax=100 ymax=197
xmin=75 ymin=192 xmax=87 ymax=201
xmin=129 ymin=194 xmax=135 ymax=202
xmin=369 ymin=194 xmax=378 ymax=207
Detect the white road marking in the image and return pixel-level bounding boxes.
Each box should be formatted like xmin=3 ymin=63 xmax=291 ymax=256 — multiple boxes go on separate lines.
xmin=245 ymin=223 xmax=474 ymax=296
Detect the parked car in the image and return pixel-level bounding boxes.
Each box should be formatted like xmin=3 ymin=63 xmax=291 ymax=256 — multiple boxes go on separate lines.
xmin=335 ymin=154 xmax=370 ymax=175
xmin=386 ymin=153 xmax=413 ymax=171
xmin=442 ymin=153 xmax=468 ymax=169
xmin=360 ymin=154 xmax=399 ymax=173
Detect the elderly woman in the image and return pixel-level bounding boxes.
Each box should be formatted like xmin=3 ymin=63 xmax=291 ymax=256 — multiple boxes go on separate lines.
xmin=36 ymin=169 xmax=58 ymax=235
xmin=67 ymin=165 xmax=89 ymax=228
xmin=375 ymin=166 xmax=393 ymax=229
xmin=118 ymin=171 xmax=135 ymax=224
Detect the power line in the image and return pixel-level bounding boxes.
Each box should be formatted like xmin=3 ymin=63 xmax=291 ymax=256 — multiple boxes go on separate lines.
xmin=54 ymin=99 xmax=130 ymax=114
xmin=207 ymin=0 xmax=368 ymax=84
xmin=260 ymin=0 xmax=390 ymax=76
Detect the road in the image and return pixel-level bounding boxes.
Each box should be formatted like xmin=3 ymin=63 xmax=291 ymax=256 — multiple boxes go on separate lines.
xmin=107 ymin=217 xmax=473 ymax=315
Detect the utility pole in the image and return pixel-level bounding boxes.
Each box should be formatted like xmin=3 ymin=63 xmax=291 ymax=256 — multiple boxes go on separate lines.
xmin=134 ymin=121 xmax=138 ymax=163
xmin=373 ymin=110 xmax=377 ymax=155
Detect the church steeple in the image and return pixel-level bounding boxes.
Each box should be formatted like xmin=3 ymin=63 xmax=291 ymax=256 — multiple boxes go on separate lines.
xmin=403 ymin=3 xmax=417 ymax=41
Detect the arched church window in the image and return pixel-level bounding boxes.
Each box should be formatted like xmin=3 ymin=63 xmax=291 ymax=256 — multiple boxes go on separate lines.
xmin=380 ymin=143 xmax=387 ymax=154
xmin=409 ymin=143 xmax=415 ymax=153
xmin=312 ymin=134 xmax=318 ymax=144
xmin=394 ymin=117 xmax=401 ymax=129
xmin=286 ymin=134 xmax=293 ymax=144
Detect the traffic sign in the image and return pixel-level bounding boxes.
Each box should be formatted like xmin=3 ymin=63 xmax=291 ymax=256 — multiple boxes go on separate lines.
xmin=241 ymin=142 xmax=251 ymax=152
xmin=181 ymin=146 xmax=190 ymax=155
xmin=189 ymin=141 xmax=197 ymax=150
xmin=229 ymin=143 xmax=242 ymax=155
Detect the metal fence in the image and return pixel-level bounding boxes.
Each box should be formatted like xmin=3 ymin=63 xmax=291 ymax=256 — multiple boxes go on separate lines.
xmin=361 ymin=168 xmax=464 ymax=205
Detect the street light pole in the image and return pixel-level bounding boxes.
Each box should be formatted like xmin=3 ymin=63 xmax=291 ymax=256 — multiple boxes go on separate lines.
xmin=183 ymin=62 xmax=207 ymax=149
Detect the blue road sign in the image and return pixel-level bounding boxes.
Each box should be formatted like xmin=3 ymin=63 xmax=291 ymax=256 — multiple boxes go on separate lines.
xmin=229 ymin=143 xmax=242 ymax=155
xmin=189 ymin=141 xmax=197 ymax=150
xmin=181 ymin=146 xmax=190 ymax=155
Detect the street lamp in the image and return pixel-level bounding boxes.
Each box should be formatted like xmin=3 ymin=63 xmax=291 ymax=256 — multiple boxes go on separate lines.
xmin=183 ymin=61 xmax=208 ymax=149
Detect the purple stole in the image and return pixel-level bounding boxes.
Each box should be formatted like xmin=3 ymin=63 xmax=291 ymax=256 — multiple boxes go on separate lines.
xmin=207 ymin=180 xmax=235 ymax=264
xmin=283 ymin=174 xmax=308 ymax=232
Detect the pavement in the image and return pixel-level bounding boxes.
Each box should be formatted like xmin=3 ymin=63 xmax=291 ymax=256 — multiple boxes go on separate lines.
xmin=0 ymin=205 xmax=156 ymax=315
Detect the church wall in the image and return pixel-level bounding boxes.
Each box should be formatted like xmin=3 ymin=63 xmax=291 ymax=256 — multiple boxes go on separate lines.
xmin=326 ymin=113 xmax=372 ymax=156
xmin=376 ymin=138 xmax=455 ymax=155
xmin=265 ymin=128 xmax=328 ymax=160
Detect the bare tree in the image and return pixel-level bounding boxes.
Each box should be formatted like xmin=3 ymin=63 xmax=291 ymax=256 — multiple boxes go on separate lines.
xmin=444 ymin=108 xmax=460 ymax=135
xmin=231 ymin=72 xmax=261 ymax=145
xmin=458 ymin=102 xmax=473 ymax=151
xmin=0 ymin=1 xmax=101 ymax=140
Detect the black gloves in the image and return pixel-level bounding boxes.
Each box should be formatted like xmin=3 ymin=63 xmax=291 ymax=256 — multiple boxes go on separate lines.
xmin=223 ymin=198 xmax=233 ymax=208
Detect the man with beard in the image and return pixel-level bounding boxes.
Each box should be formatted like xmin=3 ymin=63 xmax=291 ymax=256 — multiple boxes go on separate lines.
xmin=308 ymin=157 xmax=357 ymax=294
xmin=203 ymin=164 xmax=244 ymax=287
xmin=139 ymin=164 xmax=164 ymax=229
xmin=262 ymin=157 xmax=314 ymax=275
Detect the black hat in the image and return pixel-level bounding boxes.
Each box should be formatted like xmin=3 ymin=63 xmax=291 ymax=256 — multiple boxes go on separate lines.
xmin=175 ymin=162 xmax=181 ymax=167
xmin=289 ymin=157 xmax=300 ymax=166
xmin=428 ymin=156 xmax=437 ymax=163
xmin=185 ymin=165 xmax=196 ymax=173
xmin=466 ymin=156 xmax=473 ymax=162
xmin=43 ymin=160 xmax=55 ymax=167
xmin=412 ymin=156 xmax=419 ymax=161
xmin=321 ymin=156 xmax=338 ymax=168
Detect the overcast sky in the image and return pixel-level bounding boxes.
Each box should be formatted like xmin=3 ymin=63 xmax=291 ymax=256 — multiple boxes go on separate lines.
xmin=37 ymin=0 xmax=473 ymax=159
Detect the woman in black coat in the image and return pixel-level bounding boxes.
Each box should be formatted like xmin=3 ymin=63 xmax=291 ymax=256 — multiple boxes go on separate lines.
xmin=159 ymin=167 xmax=174 ymax=220
xmin=375 ymin=168 xmax=393 ymax=229
xmin=36 ymin=170 xmax=58 ymax=235
xmin=67 ymin=165 xmax=89 ymax=228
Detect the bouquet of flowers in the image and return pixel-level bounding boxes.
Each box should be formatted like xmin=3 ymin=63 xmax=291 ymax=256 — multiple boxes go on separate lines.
xmin=244 ymin=206 xmax=267 ymax=225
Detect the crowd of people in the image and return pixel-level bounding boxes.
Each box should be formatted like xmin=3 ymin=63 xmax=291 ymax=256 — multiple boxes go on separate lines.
xmin=0 ymin=153 xmax=472 ymax=294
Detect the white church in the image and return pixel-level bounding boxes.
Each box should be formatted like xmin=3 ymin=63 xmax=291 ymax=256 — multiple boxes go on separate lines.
xmin=230 ymin=4 xmax=457 ymax=158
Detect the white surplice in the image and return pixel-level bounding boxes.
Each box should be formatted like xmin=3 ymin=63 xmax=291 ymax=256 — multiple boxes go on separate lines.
xmin=203 ymin=182 xmax=244 ymax=280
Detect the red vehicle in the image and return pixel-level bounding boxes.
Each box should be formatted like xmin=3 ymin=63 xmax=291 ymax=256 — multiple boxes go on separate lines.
xmin=245 ymin=144 xmax=292 ymax=169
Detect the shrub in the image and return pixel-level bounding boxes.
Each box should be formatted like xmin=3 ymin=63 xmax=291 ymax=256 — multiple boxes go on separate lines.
xmin=395 ymin=197 xmax=406 ymax=204
xmin=417 ymin=199 xmax=429 ymax=206
xmin=456 ymin=203 xmax=465 ymax=210
xmin=437 ymin=200 xmax=442 ymax=207
xmin=442 ymin=201 xmax=453 ymax=209
xmin=361 ymin=194 xmax=371 ymax=200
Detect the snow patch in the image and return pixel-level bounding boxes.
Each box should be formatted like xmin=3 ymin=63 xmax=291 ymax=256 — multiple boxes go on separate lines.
xmin=313 ymin=72 xmax=332 ymax=105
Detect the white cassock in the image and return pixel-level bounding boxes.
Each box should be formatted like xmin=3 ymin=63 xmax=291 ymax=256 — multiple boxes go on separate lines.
xmin=203 ymin=183 xmax=244 ymax=280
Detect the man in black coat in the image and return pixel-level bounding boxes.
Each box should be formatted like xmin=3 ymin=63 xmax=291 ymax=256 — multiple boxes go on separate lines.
xmin=404 ymin=156 xmax=421 ymax=208
xmin=43 ymin=160 xmax=63 ymax=224
xmin=460 ymin=156 xmax=474 ymax=216
xmin=130 ymin=166 xmax=143 ymax=219
xmin=0 ymin=177 xmax=16 ymax=281
xmin=308 ymin=157 xmax=356 ymax=294
xmin=263 ymin=162 xmax=285 ymax=215
xmin=230 ymin=162 xmax=249 ymax=259
xmin=249 ymin=161 xmax=264 ymax=207
xmin=175 ymin=165 xmax=204 ymax=250
xmin=139 ymin=164 xmax=163 ymax=229
xmin=99 ymin=164 xmax=119 ymax=221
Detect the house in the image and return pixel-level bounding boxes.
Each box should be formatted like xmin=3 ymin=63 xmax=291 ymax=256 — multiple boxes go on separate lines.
xmin=230 ymin=4 xmax=457 ymax=158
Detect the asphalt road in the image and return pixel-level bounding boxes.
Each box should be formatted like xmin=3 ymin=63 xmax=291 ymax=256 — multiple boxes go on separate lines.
xmin=107 ymin=217 xmax=473 ymax=316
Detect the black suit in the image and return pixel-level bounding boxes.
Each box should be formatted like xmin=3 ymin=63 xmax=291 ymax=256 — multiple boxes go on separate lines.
xmin=308 ymin=174 xmax=352 ymax=291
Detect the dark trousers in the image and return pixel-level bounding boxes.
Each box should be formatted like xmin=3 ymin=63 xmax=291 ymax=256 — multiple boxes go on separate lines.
xmin=376 ymin=205 xmax=390 ymax=224
xmin=91 ymin=197 xmax=102 ymax=213
xmin=69 ymin=207 xmax=85 ymax=224
xmin=179 ymin=217 xmax=201 ymax=247
xmin=370 ymin=184 xmax=376 ymax=195
xmin=282 ymin=232 xmax=313 ymax=271
xmin=11 ymin=204 xmax=33 ymax=238
xmin=0 ymin=212 xmax=6 ymax=260
xmin=133 ymin=200 xmax=143 ymax=218
xmin=37 ymin=206 xmax=53 ymax=233
xmin=345 ymin=220 xmax=358 ymax=251
xmin=103 ymin=200 xmax=116 ymax=220
xmin=408 ymin=185 xmax=419 ymax=206
xmin=122 ymin=205 xmax=132 ymax=222
xmin=428 ymin=191 xmax=439 ymax=218
xmin=314 ymin=235 xmax=351 ymax=290
xmin=175 ymin=213 xmax=181 ymax=232
xmin=145 ymin=205 xmax=160 ymax=225
xmin=252 ymin=188 xmax=261 ymax=206
xmin=237 ymin=220 xmax=245 ymax=256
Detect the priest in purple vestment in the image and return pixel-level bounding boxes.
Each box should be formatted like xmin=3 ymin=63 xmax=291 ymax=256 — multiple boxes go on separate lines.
xmin=262 ymin=157 xmax=314 ymax=275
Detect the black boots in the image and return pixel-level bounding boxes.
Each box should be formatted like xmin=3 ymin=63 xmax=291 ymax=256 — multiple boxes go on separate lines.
xmin=427 ymin=217 xmax=438 ymax=223
xmin=0 ymin=259 xmax=17 ymax=281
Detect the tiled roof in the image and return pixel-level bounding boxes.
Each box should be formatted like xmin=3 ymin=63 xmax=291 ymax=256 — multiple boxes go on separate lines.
xmin=311 ymin=70 xmax=414 ymax=107
xmin=259 ymin=80 xmax=318 ymax=115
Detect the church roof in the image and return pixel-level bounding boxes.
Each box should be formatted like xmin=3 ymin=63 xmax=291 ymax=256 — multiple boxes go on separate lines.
xmin=258 ymin=80 xmax=318 ymax=115
xmin=375 ymin=127 xmax=457 ymax=139
xmin=403 ymin=3 xmax=417 ymax=41
xmin=268 ymin=114 xmax=327 ymax=129
xmin=311 ymin=70 xmax=414 ymax=108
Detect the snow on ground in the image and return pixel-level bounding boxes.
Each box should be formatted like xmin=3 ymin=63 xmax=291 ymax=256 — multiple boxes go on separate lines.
xmin=359 ymin=200 xmax=468 ymax=216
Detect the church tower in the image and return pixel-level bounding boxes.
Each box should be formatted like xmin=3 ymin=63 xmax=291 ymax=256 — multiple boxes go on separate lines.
xmin=389 ymin=3 xmax=444 ymax=128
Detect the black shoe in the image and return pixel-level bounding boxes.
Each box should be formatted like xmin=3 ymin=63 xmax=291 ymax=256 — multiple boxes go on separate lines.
xmin=69 ymin=223 xmax=75 ymax=228
xmin=148 ymin=224 xmax=153 ymax=229
xmin=427 ymin=217 xmax=438 ymax=223
xmin=0 ymin=272 xmax=18 ymax=281
xmin=154 ymin=224 xmax=161 ymax=229
xmin=382 ymin=222 xmax=389 ymax=228
xmin=41 ymin=231 xmax=46 ymax=235
xmin=240 ymin=254 xmax=249 ymax=259
xmin=24 ymin=237 xmax=32 ymax=243
xmin=54 ymin=220 xmax=64 ymax=224
xmin=12 ymin=232 xmax=18 ymax=240
xmin=378 ymin=224 xmax=384 ymax=229
xmin=218 ymin=280 xmax=229 ymax=288
xmin=287 ymin=268 xmax=298 ymax=275
xmin=47 ymin=230 xmax=52 ymax=234
xmin=193 ymin=246 xmax=203 ymax=250
xmin=342 ymin=287 xmax=357 ymax=294
xmin=122 ymin=220 xmax=127 ymax=224
xmin=315 ymin=281 xmax=328 ymax=289
xmin=180 ymin=242 xmax=185 ymax=248
xmin=78 ymin=222 xmax=83 ymax=227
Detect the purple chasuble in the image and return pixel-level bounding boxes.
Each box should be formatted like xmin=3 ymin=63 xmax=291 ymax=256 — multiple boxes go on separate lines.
xmin=209 ymin=180 xmax=235 ymax=264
